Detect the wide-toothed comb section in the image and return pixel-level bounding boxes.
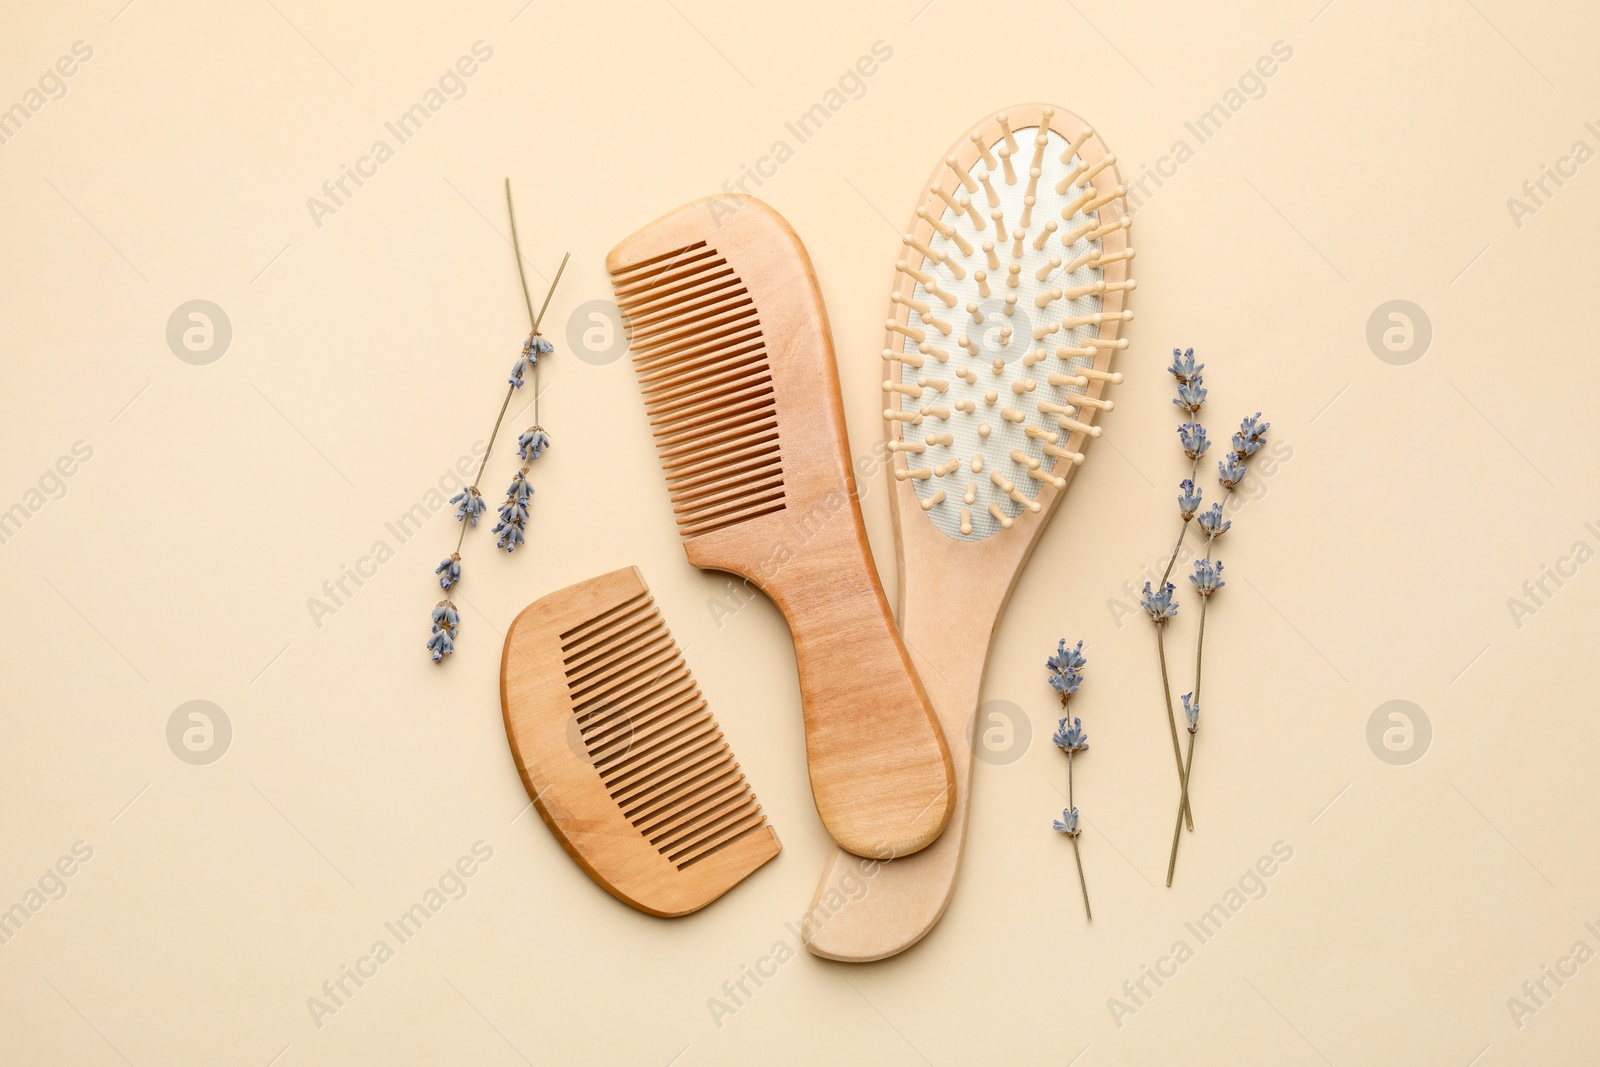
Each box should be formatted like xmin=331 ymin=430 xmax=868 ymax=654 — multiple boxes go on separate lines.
xmin=887 ymin=112 xmax=1133 ymax=541
xmin=558 ymin=591 xmax=769 ymax=870
xmin=609 ymin=243 xmax=786 ymax=540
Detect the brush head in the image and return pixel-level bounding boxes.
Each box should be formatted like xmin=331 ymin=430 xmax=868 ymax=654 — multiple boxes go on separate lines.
xmin=501 ymin=566 xmax=779 ymax=917
xmin=885 ymin=105 xmax=1133 ymax=542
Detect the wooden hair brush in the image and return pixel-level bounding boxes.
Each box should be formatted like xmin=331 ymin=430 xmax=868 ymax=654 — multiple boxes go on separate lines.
xmin=501 ymin=566 xmax=779 ymax=916
xmin=803 ymin=104 xmax=1133 ymax=959
xmin=606 ymin=196 xmax=955 ymax=860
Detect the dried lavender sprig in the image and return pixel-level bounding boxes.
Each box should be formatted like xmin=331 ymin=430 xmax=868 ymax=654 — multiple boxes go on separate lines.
xmin=1048 ymin=639 xmax=1092 ymax=921
xmin=426 ymin=179 xmax=569 ymax=663
xmin=1169 ymin=414 xmax=1266 ymax=880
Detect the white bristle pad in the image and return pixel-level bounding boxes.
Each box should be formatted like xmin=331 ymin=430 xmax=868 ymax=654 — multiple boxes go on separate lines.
xmin=894 ymin=125 xmax=1105 ymax=541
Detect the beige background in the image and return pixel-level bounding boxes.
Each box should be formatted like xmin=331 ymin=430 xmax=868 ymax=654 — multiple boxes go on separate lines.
xmin=2 ymin=0 xmax=1596 ymax=1063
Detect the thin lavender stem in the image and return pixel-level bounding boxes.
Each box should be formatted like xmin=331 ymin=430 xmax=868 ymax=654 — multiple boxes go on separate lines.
xmin=1166 ymin=727 xmax=1196 ymax=886
xmin=1071 ymin=835 xmax=1092 ymax=921
xmin=1158 ymin=455 xmax=1200 ymax=587
xmin=1157 ymin=625 xmax=1194 ymax=830
xmin=1067 ymin=748 xmax=1075 ymax=809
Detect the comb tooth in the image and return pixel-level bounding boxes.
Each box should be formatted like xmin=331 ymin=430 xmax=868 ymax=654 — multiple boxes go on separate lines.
xmin=622 ymin=265 xmax=740 ymax=324
xmin=572 ymin=650 xmax=688 ymax=722
xmin=590 ymin=688 xmax=706 ymax=767
xmin=555 ymin=586 xmax=770 ymax=872
xmin=570 ymin=634 xmax=686 ymax=709
xmin=568 ymin=622 xmax=675 ymax=695
xmin=646 ymin=366 xmax=773 ymax=426
xmin=620 ymin=750 xmax=732 ymax=820
xmin=988 ymin=502 xmax=1014 ymax=529
xmin=1033 ymin=222 xmax=1058 ymax=251
xmin=646 ymin=376 xmax=774 ymax=439
xmin=586 ymin=677 xmax=701 ymax=753
xmin=670 ymin=467 xmax=785 ymax=519
xmin=603 ymin=707 xmax=718 ymax=779
xmin=665 ymin=802 xmax=765 ymax=863
xmin=654 ymin=782 xmax=760 ymax=853
xmin=672 ymin=809 xmax=770 ymax=869
xmin=608 ymin=242 xmax=713 ymax=291
xmin=617 ymin=262 xmax=734 ymax=320
xmin=611 ymin=245 xmax=787 ymax=540
xmin=559 ymin=590 xmax=651 ymax=643
xmin=634 ymin=319 xmax=763 ymax=374
xmin=643 ymin=776 xmax=749 ymax=843
xmin=613 ymin=736 xmax=728 ymax=808
xmin=1080 ymin=368 xmax=1124 ymax=384
xmin=999 ymin=143 xmax=1017 ymax=184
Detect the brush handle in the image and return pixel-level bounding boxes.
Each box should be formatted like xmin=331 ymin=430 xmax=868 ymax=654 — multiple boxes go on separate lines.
xmin=799 ymin=576 xmax=1001 ymax=960
xmin=692 ymin=516 xmax=955 ymax=860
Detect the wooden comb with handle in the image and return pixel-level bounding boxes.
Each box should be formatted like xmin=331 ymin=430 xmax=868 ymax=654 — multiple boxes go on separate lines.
xmin=501 ymin=565 xmax=779 ymax=917
xmin=606 ymin=196 xmax=955 ymax=860
xmin=804 ymin=104 xmax=1133 ymax=959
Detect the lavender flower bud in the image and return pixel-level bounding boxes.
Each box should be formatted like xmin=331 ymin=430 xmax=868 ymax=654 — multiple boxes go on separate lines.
xmin=1167 ymin=348 xmax=1203 ymax=384
xmin=1140 ymin=581 xmax=1179 ymax=622
xmin=1218 ymin=453 xmax=1247 ymax=489
xmin=1196 ymin=504 xmax=1230 ymax=540
xmin=450 ymin=486 xmax=487 ymax=526
xmin=517 ymin=427 xmax=551 ymax=462
xmin=1190 ymin=558 xmax=1224 ymax=597
xmin=1179 ymin=423 xmax=1210 ymax=459
xmin=1178 ymin=479 xmax=1202 ymax=520
xmin=1173 ymin=376 xmax=1207 ymax=415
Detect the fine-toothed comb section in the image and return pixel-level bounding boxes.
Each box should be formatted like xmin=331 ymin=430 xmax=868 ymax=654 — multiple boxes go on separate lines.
xmin=500 ymin=566 xmax=779 ymax=917
xmin=885 ymin=106 xmax=1133 ymax=542
xmin=609 ymin=242 xmax=786 ymax=539
xmin=558 ymin=589 xmax=769 ymax=870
